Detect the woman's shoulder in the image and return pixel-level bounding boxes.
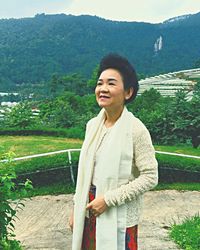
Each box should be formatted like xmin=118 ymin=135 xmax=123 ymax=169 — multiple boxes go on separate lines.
xmin=131 ymin=113 xmax=147 ymax=129
xmin=86 ymin=116 xmax=98 ymax=128
xmin=130 ymin=113 xmax=150 ymax=138
xmin=85 ymin=116 xmax=100 ymax=134
xmin=86 ymin=108 xmax=104 ymax=128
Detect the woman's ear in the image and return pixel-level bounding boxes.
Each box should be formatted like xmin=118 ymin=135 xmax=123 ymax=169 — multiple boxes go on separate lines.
xmin=125 ymin=87 xmax=134 ymax=100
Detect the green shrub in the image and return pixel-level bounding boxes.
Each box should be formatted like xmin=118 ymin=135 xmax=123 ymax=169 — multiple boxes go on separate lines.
xmin=157 ymin=154 xmax=200 ymax=172
xmin=155 ymin=183 xmax=200 ymax=191
xmin=0 ymin=169 xmax=32 ymax=248
xmin=0 ymin=238 xmax=22 ymax=250
xmin=0 ymin=126 xmax=85 ymax=139
xmin=0 ymin=154 xmax=32 ymax=249
xmin=17 ymin=182 xmax=76 ymax=199
xmin=170 ymin=215 xmax=200 ymax=250
xmin=14 ymin=154 xmax=69 ymax=174
xmin=7 ymin=151 xmax=80 ymax=175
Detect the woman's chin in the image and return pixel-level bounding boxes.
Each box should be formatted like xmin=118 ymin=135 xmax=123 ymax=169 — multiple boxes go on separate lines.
xmin=98 ymin=101 xmax=109 ymax=108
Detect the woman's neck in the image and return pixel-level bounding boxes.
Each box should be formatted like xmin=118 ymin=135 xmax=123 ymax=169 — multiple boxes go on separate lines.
xmin=104 ymin=106 xmax=124 ymax=128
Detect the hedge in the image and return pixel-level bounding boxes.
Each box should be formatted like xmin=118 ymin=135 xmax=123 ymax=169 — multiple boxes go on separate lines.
xmin=156 ymin=154 xmax=200 ymax=172
xmin=0 ymin=127 xmax=85 ymax=139
xmin=0 ymin=152 xmax=80 ymax=176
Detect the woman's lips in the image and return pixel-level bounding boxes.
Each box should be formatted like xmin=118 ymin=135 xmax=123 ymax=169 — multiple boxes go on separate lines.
xmin=99 ymin=95 xmax=110 ymax=100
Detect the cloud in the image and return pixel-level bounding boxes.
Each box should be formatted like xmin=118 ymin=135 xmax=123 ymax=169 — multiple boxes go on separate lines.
xmin=0 ymin=0 xmax=73 ymax=19
xmin=66 ymin=0 xmax=200 ymax=23
xmin=0 ymin=0 xmax=200 ymax=22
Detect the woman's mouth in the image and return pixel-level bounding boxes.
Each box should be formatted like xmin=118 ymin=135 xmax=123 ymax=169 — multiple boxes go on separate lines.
xmin=99 ymin=95 xmax=110 ymax=100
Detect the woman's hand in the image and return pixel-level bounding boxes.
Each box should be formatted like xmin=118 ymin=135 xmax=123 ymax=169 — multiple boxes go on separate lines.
xmin=68 ymin=208 xmax=74 ymax=232
xmin=86 ymin=195 xmax=108 ymax=217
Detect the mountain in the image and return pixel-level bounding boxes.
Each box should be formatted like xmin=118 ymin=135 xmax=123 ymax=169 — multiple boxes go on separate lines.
xmin=0 ymin=12 xmax=200 ymax=90
xmin=162 ymin=14 xmax=191 ymax=25
xmin=162 ymin=12 xmax=200 ymax=27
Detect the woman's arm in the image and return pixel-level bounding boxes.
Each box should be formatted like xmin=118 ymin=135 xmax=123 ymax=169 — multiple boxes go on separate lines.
xmin=104 ymin=126 xmax=158 ymax=207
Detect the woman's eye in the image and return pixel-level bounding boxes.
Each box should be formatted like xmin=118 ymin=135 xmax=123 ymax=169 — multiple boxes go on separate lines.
xmin=96 ymin=82 xmax=102 ymax=86
xmin=109 ymin=82 xmax=115 ymax=85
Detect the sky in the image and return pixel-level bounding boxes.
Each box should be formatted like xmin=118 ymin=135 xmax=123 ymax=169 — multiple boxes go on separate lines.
xmin=0 ymin=0 xmax=200 ymax=23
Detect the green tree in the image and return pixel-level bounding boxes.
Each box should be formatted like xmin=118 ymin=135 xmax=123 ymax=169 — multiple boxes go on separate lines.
xmin=189 ymin=81 xmax=200 ymax=148
xmin=49 ymin=74 xmax=60 ymax=97
xmin=38 ymin=91 xmax=98 ymax=130
xmin=4 ymin=102 xmax=34 ymax=129
xmin=61 ymin=73 xmax=89 ymax=96
xmin=52 ymin=99 xmax=75 ymax=128
xmin=129 ymin=89 xmax=169 ymax=143
xmin=37 ymin=100 xmax=55 ymax=127
xmin=87 ymin=65 xmax=99 ymax=92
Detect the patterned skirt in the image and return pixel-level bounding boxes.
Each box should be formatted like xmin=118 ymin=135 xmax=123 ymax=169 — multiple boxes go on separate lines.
xmin=81 ymin=185 xmax=138 ymax=250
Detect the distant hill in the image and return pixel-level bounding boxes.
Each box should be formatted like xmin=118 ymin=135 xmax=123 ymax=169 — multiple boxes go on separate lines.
xmin=0 ymin=12 xmax=200 ymax=90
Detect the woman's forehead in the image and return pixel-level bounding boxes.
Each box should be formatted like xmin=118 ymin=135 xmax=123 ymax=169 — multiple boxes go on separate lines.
xmin=99 ymin=68 xmax=122 ymax=80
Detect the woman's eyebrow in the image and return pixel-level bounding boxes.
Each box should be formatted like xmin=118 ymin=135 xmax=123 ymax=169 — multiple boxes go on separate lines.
xmin=98 ymin=77 xmax=118 ymax=81
xmin=108 ymin=78 xmax=117 ymax=81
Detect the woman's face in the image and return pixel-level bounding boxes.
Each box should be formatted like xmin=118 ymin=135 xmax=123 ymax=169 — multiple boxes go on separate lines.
xmin=95 ymin=68 xmax=132 ymax=110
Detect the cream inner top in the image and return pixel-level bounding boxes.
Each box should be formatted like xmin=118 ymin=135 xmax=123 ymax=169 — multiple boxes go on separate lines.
xmin=92 ymin=124 xmax=112 ymax=185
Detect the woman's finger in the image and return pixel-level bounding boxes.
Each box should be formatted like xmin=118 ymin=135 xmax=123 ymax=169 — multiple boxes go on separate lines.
xmin=86 ymin=202 xmax=92 ymax=210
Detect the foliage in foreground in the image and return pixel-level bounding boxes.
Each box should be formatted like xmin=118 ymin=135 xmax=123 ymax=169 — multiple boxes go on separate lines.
xmin=0 ymin=154 xmax=32 ymax=249
xmin=0 ymin=238 xmax=22 ymax=250
xmin=170 ymin=215 xmax=200 ymax=250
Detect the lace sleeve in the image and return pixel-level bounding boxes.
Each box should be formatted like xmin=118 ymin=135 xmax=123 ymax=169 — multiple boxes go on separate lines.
xmin=104 ymin=126 xmax=158 ymax=207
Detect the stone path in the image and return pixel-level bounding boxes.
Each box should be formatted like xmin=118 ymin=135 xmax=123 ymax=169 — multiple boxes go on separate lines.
xmin=14 ymin=190 xmax=200 ymax=250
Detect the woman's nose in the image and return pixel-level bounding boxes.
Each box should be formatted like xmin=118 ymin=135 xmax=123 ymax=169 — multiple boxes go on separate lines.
xmin=99 ymin=84 xmax=109 ymax=92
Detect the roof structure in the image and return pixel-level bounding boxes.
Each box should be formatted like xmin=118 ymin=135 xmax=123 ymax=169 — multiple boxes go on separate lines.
xmin=138 ymin=68 xmax=200 ymax=99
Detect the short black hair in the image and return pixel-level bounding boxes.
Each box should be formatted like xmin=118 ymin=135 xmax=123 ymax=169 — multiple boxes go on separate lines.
xmin=97 ymin=53 xmax=139 ymax=103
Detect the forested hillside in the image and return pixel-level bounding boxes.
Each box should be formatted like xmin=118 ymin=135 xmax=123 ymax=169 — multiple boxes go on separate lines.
xmin=0 ymin=12 xmax=200 ymax=90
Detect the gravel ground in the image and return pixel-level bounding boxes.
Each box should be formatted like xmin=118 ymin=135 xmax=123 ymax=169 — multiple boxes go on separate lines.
xmin=14 ymin=190 xmax=200 ymax=250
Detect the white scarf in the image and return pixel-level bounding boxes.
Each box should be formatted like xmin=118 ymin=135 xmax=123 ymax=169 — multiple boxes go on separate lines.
xmin=72 ymin=106 xmax=134 ymax=250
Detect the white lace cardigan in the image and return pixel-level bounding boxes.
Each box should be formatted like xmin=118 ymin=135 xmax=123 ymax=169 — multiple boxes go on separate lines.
xmin=75 ymin=115 xmax=158 ymax=228
xmin=102 ymin=116 xmax=158 ymax=227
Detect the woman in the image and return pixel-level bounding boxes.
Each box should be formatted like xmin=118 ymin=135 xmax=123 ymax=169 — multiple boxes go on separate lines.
xmin=69 ymin=54 xmax=158 ymax=250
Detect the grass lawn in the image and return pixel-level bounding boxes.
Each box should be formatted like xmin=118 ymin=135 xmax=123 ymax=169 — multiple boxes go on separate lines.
xmin=155 ymin=144 xmax=200 ymax=157
xmin=0 ymin=135 xmax=82 ymax=175
xmin=1 ymin=135 xmax=199 ymax=158
xmin=0 ymin=135 xmax=82 ymax=157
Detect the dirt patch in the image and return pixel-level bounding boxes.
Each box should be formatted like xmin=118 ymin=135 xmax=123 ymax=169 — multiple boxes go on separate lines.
xmin=14 ymin=190 xmax=200 ymax=250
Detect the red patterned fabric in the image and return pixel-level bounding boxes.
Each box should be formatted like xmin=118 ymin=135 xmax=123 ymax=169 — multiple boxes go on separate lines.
xmin=81 ymin=186 xmax=138 ymax=250
xmin=125 ymin=226 xmax=138 ymax=250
